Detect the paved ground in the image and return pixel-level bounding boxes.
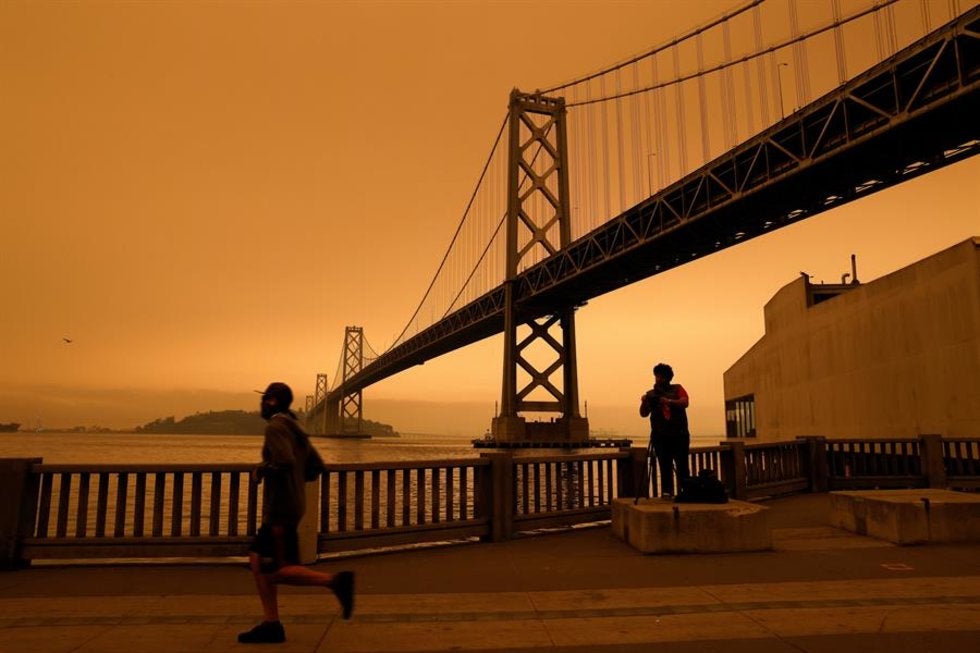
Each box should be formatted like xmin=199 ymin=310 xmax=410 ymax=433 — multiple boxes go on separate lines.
xmin=1 ymin=493 xmax=979 ymax=652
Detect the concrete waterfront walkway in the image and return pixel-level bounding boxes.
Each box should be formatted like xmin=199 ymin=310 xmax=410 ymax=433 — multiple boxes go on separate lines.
xmin=2 ymin=494 xmax=979 ymax=653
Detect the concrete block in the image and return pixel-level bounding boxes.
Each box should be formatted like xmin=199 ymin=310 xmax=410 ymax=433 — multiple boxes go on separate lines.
xmin=611 ymin=498 xmax=771 ymax=554
xmin=829 ymin=489 xmax=980 ymax=545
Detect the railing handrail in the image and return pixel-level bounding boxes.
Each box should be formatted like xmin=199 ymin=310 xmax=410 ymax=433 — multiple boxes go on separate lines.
xmin=742 ymin=441 xmax=803 ymax=451
xmin=33 ymin=463 xmax=255 ymax=473
xmin=826 ymin=438 xmax=922 ymax=445
xmin=509 ymin=451 xmax=630 ymax=464
xmin=691 ymin=445 xmax=727 ymax=454
xmin=323 ymin=458 xmax=489 ymax=472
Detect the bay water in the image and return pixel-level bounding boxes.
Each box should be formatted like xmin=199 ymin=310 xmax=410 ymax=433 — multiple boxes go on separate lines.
xmin=0 ymin=431 xmax=724 ymax=465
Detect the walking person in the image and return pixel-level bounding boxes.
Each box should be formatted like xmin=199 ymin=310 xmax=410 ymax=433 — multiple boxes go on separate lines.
xmin=639 ymin=363 xmax=691 ymax=498
xmin=238 ymin=382 xmax=355 ymax=644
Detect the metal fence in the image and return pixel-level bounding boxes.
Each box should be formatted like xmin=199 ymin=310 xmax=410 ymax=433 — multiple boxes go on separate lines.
xmin=3 ymin=434 xmax=978 ymax=566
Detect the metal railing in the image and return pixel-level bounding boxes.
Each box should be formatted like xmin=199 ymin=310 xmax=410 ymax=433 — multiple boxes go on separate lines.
xmin=826 ymin=438 xmax=925 ymax=489
xmin=315 ymin=458 xmax=491 ymax=553
xmin=3 ymin=434 xmax=978 ymax=567
xmin=20 ymin=463 xmax=257 ymax=561
xmin=944 ymin=438 xmax=980 ymax=489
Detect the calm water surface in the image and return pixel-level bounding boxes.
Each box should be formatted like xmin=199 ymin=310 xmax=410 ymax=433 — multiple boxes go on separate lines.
xmin=0 ymin=431 xmax=722 ymax=465
xmin=0 ymin=432 xmax=482 ymax=465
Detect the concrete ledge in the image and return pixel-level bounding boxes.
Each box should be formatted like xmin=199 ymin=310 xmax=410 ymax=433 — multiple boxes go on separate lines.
xmin=829 ymin=489 xmax=980 ymax=545
xmin=611 ymin=498 xmax=771 ymax=554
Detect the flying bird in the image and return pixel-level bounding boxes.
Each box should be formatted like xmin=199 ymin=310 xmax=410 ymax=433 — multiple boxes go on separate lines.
xmin=62 ymin=337 xmax=73 ymax=344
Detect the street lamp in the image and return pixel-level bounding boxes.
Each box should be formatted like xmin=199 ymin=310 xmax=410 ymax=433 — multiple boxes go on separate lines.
xmin=776 ymin=62 xmax=790 ymax=120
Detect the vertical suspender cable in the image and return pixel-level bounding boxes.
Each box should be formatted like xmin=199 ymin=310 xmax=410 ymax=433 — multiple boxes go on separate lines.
xmin=722 ymin=20 xmax=737 ymax=151
xmin=921 ymin=0 xmax=931 ymax=31
xmin=832 ymin=0 xmax=848 ymax=85
xmin=614 ymin=69 xmax=626 ymax=215
xmin=652 ymin=54 xmax=669 ymax=189
xmin=800 ymin=5 xmax=811 ymax=104
xmin=673 ymin=45 xmax=688 ymax=177
xmin=788 ymin=0 xmax=809 ymax=107
xmin=742 ymin=42 xmax=756 ymax=137
xmin=571 ymin=85 xmax=581 ymax=238
xmin=600 ymin=76 xmax=611 ymax=225
xmin=949 ymin=0 xmax=961 ymax=21
xmin=885 ymin=2 xmax=898 ymax=55
xmin=873 ymin=1 xmax=885 ymax=62
xmin=696 ymin=33 xmax=711 ymax=165
xmin=387 ymin=114 xmax=507 ymax=349
xmin=631 ymin=63 xmax=643 ymax=203
xmin=754 ymin=5 xmax=770 ymax=127
xmin=587 ymin=79 xmax=598 ymax=232
xmin=769 ymin=51 xmax=781 ymax=121
xmin=643 ymin=57 xmax=656 ymax=195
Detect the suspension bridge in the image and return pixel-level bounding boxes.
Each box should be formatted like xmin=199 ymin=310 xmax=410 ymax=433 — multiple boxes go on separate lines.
xmin=305 ymin=0 xmax=979 ymax=442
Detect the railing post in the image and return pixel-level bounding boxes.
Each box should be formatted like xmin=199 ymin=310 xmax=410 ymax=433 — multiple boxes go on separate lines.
xmin=480 ymin=452 xmax=514 ymax=542
xmin=721 ymin=442 xmax=747 ymax=500
xmin=616 ymin=447 xmax=648 ymax=498
xmin=298 ymin=479 xmax=320 ymax=564
xmin=0 ymin=458 xmax=42 ymax=569
xmin=919 ymin=434 xmax=947 ymax=489
xmin=797 ymin=436 xmax=829 ymax=493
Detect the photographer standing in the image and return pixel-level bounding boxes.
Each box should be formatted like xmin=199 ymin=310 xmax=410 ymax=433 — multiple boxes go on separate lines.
xmin=639 ymin=363 xmax=690 ymax=498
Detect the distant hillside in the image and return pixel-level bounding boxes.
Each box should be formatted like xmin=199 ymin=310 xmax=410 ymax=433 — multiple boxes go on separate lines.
xmin=135 ymin=410 xmax=396 ymax=436
xmin=135 ymin=410 xmax=265 ymax=434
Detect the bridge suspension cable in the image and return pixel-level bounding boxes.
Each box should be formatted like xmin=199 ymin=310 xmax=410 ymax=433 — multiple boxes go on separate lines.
xmin=328 ymin=346 xmax=344 ymax=393
xmin=563 ymin=0 xmax=904 ymax=109
xmin=539 ymin=0 xmax=767 ymax=95
xmin=549 ymin=0 xmax=971 ymax=243
xmin=384 ymin=115 xmax=508 ymax=352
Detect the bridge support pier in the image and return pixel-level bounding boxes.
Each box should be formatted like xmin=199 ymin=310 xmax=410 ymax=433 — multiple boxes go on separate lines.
xmin=491 ymin=415 xmax=589 ymax=443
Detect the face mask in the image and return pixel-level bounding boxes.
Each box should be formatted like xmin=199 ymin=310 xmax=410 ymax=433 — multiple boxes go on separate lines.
xmin=260 ymin=399 xmax=276 ymax=420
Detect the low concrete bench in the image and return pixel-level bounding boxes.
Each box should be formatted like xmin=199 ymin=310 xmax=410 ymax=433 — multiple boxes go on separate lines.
xmin=611 ymin=498 xmax=771 ymax=554
xmin=829 ymin=489 xmax=980 ymax=545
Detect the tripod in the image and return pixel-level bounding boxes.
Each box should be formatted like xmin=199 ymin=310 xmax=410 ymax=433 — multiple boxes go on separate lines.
xmin=634 ymin=439 xmax=656 ymax=505
xmin=634 ymin=438 xmax=680 ymax=504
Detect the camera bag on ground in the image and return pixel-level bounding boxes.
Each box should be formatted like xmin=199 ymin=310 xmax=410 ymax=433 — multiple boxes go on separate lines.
xmin=674 ymin=469 xmax=728 ymax=503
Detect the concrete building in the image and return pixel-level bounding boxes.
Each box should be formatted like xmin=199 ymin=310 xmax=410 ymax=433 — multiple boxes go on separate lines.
xmin=724 ymin=237 xmax=980 ymax=442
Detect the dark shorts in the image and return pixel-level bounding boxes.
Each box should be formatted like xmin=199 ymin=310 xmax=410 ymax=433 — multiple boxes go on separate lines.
xmin=248 ymin=524 xmax=300 ymax=573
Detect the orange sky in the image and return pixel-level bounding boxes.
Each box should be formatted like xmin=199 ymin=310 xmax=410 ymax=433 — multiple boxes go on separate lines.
xmin=1 ymin=0 xmax=977 ymax=435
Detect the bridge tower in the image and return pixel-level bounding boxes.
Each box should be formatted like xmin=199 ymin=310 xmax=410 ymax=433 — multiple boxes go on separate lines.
xmin=340 ymin=326 xmax=364 ymax=434
xmin=313 ymin=372 xmax=328 ymax=434
xmin=492 ymin=89 xmax=589 ymax=443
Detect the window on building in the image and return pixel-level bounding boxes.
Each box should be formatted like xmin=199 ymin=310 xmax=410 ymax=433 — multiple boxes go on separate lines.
xmin=725 ymin=394 xmax=756 ymax=438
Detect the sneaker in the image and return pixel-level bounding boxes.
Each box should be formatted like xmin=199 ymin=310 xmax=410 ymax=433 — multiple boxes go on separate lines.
xmin=332 ymin=571 xmax=355 ymax=620
xmin=237 ymin=620 xmax=286 ymax=644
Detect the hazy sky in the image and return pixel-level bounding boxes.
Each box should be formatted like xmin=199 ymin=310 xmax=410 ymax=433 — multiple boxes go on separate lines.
xmin=1 ymin=0 xmax=977 ymax=435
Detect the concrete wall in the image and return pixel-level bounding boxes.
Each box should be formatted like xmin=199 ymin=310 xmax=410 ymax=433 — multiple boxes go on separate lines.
xmin=724 ymin=238 xmax=980 ymax=441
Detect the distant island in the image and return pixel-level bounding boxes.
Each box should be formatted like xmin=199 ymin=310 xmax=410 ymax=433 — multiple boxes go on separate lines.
xmin=134 ymin=410 xmax=397 ymax=437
